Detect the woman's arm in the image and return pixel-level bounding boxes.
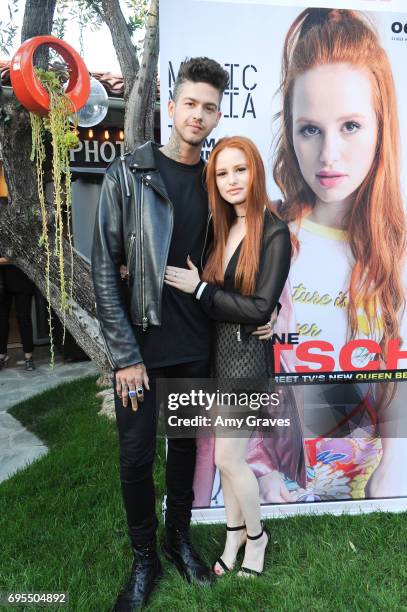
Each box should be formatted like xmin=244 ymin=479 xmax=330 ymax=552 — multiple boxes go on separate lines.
xmin=195 ymin=228 xmax=291 ymax=325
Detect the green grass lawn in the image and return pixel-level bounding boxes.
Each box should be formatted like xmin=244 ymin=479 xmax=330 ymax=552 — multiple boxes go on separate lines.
xmin=1 ymin=376 xmax=407 ymax=612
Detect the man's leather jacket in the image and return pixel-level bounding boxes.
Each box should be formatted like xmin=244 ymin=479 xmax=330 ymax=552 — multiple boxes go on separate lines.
xmin=91 ymin=141 xmax=211 ymax=370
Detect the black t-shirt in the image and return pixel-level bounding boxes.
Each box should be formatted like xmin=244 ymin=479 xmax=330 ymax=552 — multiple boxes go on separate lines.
xmin=133 ymin=147 xmax=212 ymax=368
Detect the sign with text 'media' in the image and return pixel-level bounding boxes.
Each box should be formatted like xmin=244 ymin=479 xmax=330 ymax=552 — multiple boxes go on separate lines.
xmin=160 ymin=0 xmax=407 ymax=521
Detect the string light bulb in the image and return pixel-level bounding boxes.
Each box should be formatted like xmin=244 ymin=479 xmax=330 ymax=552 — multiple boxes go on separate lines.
xmin=104 ymin=130 xmax=110 ymax=140
xmin=119 ymin=130 xmax=124 ymax=140
xmin=88 ymin=129 xmax=94 ymax=138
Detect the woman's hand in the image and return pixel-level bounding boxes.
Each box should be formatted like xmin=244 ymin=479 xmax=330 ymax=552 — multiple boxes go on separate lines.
xmin=258 ymin=470 xmax=296 ymax=503
xmin=119 ymin=265 xmax=128 ymax=280
xmin=164 ymin=256 xmax=201 ymax=294
xmin=251 ymin=306 xmax=278 ymax=341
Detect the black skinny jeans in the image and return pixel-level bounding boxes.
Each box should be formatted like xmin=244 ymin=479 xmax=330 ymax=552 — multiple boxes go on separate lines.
xmin=114 ymin=359 xmax=209 ymax=549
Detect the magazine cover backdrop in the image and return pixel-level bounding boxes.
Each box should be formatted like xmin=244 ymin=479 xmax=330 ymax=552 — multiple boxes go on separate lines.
xmin=160 ymin=0 xmax=407 ymax=520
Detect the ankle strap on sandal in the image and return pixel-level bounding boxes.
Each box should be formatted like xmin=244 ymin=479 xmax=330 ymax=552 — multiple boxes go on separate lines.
xmin=226 ymin=524 xmax=246 ymax=531
xmin=246 ymin=526 xmax=264 ymax=540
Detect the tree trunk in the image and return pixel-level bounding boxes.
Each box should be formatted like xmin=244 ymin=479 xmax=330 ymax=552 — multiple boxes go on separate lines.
xmin=101 ymin=0 xmax=140 ymax=103
xmin=0 ymin=0 xmax=111 ymax=380
xmin=124 ymin=0 xmax=159 ymax=149
xmin=0 ymin=95 xmax=110 ymax=374
xmin=21 ymin=0 xmax=58 ymax=69
xmin=0 ymin=0 xmax=160 ymax=385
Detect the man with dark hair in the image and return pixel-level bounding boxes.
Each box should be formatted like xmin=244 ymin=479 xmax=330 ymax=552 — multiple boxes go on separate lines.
xmin=92 ymin=57 xmax=229 ymax=611
xmin=172 ymin=56 xmax=230 ymax=102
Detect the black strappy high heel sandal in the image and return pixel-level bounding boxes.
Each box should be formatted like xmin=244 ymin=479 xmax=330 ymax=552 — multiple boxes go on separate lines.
xmin=239 ymin=524 xmax=269 ymax=578
xmin=212 ymin=524 xmax=246 ymax=575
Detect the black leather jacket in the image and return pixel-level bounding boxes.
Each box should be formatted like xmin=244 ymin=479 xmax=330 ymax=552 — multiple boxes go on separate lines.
xmin=91 ymin=141 xmax=211 ymax=370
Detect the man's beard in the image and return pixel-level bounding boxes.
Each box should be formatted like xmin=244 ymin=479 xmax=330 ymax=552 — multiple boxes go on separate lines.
xmin=176 ymin=125 xmax=205 ymax=147
xmin=184 ymin=137 xmax=204 ymax=147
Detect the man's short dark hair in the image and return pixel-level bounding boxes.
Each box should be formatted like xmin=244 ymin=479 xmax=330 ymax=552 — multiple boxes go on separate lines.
xmin=173 ymin=57 xmax=229 ymax=103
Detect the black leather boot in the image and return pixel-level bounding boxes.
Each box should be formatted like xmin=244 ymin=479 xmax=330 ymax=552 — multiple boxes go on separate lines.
xmin=113 ymin=544 xmax=163 ymax=611
xmin=161 ymin=526 xmax=214 ymax=586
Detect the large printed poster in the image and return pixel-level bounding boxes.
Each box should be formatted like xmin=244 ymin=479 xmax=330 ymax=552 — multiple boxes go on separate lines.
xmin=160 ymin=0 xmax=407 ymax=519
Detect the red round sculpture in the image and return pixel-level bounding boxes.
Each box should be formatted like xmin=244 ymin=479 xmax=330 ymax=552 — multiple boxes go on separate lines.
xmin=10 ymin=36 xmax=90 ymax=116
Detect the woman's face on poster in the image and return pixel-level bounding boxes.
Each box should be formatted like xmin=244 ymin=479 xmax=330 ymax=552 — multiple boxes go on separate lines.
xmin=291 ymin=63 xmax=378 ymax=209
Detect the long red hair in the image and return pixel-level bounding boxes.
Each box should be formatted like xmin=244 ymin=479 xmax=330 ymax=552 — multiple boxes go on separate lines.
xmin=203 ymin=136 xmax=274 ymax=295
xmin=273 ymin=8 xmax=406 ymax=351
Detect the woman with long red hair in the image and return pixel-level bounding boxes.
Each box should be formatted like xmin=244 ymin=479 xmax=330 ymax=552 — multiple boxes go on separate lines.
xmin=164 ymin=135 xmax=291 ymax=576
xmin=264 ymin=7 xmax=407 ymax=502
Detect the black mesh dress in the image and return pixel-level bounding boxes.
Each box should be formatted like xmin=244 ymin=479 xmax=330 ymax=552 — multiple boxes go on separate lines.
xmin=194 ymin=209 xmax=291 ymax=382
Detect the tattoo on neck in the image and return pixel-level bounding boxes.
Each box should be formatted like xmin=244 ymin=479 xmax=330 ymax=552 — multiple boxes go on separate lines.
xmin=162 ymin=133 xmax=183 ymax=162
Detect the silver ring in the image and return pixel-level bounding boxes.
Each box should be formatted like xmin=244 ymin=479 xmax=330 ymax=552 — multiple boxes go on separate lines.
xmin=266 ymin=321 xmax=272 ymax=329
xmin=128 ymin=390 xmax=137 ymax=398
xmin=136 ymin=385 xmax=144 ymax=397
xmin=174 ymin=271 xmax=178 ymax=277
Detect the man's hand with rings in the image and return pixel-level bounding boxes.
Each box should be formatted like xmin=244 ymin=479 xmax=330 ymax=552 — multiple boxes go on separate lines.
xmin=115 ymin=363 xmax=150 ymax=411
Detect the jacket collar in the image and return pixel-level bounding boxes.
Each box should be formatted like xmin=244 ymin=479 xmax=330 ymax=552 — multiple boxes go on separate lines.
xmin=127 ymin=141 xmax=171 ymax=202
xmin=128 ymin=140 xmax=159 ymax=170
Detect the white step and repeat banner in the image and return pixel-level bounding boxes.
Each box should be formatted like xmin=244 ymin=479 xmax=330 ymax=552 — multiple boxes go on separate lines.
xmin=160 ymin=0 xmax=407 ymax=521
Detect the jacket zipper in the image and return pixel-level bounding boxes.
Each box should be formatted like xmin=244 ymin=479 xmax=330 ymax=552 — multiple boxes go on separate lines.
xmin=140 ymin=178 xmax=148 ymax=330
xmin=120 ymin=155 xmax=131 ymax=197
xmin=237 ymin=325 xmax=241 ymax=342
xmin=141 ymin=175 xmax=174 ymax=323
xmin=127 ymin=233 xmax=136 ymax=284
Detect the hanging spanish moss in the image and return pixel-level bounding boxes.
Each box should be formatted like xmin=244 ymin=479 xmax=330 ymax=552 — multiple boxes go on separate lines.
xmin=29 ymin=68 xmax=79 ymax=366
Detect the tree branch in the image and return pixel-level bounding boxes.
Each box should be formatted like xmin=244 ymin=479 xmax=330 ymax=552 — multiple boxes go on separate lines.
xmin=100 ymin=0 xmax=139 ymax=101
xmin=124 ymin=0 xmax=159 ymax=149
